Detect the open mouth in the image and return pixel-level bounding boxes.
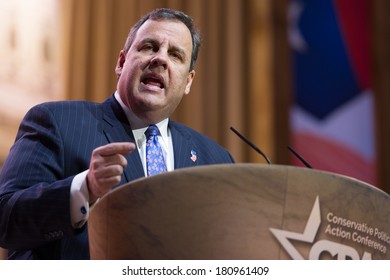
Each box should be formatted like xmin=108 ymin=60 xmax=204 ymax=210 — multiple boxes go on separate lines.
xmin=141 ymin=73 xmax=165 ymax=89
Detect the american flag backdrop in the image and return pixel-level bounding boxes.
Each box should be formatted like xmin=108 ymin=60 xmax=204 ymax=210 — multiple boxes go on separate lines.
xmin=288 ymin=0 xmax=376 ymax=185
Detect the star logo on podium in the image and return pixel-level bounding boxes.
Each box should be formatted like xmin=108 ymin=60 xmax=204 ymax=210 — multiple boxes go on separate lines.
xmin=270 ymin=196 xmax=321 ymax=260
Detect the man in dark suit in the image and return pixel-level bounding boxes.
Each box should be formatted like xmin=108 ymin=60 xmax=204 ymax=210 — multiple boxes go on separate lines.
xmin=0 ymin=8 xmax=234 ymax=259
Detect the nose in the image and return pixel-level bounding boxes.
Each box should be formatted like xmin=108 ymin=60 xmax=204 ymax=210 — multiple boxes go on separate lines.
xmin=149 ymin=51 xmax=168 ymax=69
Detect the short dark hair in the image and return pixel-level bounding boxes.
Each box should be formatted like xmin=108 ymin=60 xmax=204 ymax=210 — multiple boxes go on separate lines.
xmin=123 ymin=8 xmax=202 ymax=71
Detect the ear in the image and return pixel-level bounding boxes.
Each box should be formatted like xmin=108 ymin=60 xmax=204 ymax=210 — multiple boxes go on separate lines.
xmin=184 ymin=70 xmax=196 ymax=95
xmin=115 ymin=50 xmax=126 ymax=77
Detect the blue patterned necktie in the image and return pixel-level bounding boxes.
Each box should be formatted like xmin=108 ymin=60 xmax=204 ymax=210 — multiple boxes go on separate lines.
xmin=145 ymin=125 xmax=167 ymax=176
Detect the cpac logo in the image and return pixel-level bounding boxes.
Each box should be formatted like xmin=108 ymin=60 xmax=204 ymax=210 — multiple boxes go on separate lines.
xmin=270 ymin=196 xmax=372 ymax=260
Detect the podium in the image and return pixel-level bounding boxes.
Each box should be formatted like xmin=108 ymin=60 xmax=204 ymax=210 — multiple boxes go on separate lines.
xmin=88 ymin=164 xmax=390 ymax=259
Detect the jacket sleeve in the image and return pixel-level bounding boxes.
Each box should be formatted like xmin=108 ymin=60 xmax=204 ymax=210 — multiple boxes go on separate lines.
xmin=0 ymin=104 xmax=77 ymax=250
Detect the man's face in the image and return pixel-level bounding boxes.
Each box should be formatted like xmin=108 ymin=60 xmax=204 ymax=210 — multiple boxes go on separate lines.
xmin=116 ymin=19 xmax=195 ymax=125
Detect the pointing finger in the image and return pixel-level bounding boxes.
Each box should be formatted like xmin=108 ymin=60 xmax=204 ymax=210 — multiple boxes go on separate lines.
xmin=95 ymin=142 xmax=136 ymax=157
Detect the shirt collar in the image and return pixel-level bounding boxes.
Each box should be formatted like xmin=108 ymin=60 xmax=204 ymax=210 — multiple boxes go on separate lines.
xmin=114 ymin=92 xmax=169 ymax=145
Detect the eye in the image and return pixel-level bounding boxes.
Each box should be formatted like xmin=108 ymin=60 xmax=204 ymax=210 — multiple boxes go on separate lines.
xmin=169 ymin=51 xmax=183 ymax=61
xmin=139 ymin=42 xmax=160 ymax=53
xmin=141 ymin=44 xmax=154 ymax=51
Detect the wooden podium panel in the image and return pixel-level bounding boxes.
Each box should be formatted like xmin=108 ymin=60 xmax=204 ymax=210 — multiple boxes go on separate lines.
xmin=88 ymin=164 xmax=390 ymax=259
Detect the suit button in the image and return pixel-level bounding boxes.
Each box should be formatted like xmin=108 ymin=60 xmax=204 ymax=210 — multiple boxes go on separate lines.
xmin=80 ymin=206 xmax=87 ymax=214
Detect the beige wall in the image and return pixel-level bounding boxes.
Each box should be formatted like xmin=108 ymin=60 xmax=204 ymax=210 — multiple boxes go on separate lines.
xmin=0 ymin=0 xmax=63 ymax=165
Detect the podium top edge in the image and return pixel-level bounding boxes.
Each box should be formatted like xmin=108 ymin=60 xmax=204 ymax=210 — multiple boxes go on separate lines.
xmin=114 ymin=163 xmax=387 ymax=196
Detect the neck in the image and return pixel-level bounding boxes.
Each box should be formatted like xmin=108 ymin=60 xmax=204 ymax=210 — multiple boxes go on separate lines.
xmin=114 ymin=92 xmax=169 ymax=129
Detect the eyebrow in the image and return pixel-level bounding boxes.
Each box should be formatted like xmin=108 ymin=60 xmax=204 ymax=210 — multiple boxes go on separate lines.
xmin=139 ymin=38 xmax=158 ymax=46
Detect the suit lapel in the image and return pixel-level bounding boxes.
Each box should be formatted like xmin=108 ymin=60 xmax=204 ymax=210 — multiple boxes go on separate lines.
xmin=169 ymin=121 xmax=199 ymax=169
xmin=102 ymin=96 xmax=145 ymax=183
xmin=101 ymin=98 xmax=198 ymax=183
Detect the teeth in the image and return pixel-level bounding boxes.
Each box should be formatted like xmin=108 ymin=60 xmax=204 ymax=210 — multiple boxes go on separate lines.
xmin=143 ymin=78 xmax=163 ymax=88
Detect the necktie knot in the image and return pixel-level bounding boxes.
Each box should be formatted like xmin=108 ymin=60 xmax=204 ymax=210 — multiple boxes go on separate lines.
xmin=145 ymin=125 xmax=159 ymax=138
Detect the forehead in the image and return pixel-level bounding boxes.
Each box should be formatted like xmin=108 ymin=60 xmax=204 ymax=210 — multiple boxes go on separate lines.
xmin=134 ymin=19 xmax=193 ymax=51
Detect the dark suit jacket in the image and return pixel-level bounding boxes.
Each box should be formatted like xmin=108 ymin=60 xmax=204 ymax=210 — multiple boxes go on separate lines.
xmin=0 ymin=95 xmax=234 ymax=259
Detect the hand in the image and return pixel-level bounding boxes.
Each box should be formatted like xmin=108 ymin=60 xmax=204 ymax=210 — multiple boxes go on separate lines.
xmin=87 ymin=142 xmax=136 ymax=202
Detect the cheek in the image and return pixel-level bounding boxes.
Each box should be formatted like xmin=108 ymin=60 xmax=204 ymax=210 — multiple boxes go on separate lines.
xmin=120 ymin=67 xmax=138 ymax=87
xmin=172 ymin=71 xmax=191 ymax=90
xmin=122 ymin=55 xmax=143 ymax=77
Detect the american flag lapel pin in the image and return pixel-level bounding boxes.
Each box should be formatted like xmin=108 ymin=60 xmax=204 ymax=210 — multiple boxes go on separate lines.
xmin=190 ymin=150 xmax=197 ymax=162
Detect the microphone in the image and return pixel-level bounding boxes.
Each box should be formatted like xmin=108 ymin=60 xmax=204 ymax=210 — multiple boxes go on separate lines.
xmin=287 ymin=145 xmax=313 ymax=169
xmin=230 ymin=127 xmax=272 ymax=164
